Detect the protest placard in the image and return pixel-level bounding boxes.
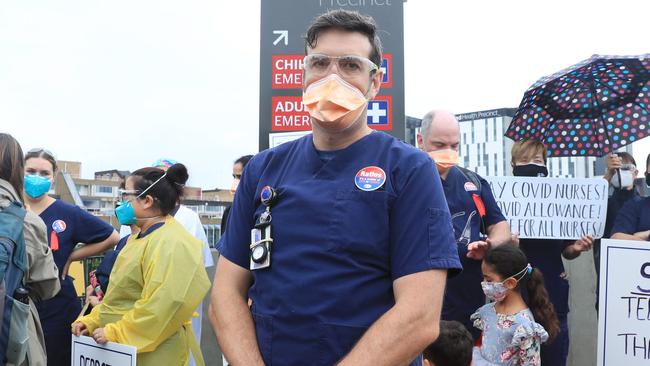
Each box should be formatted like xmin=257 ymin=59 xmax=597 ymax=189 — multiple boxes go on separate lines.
xmin=71 ymin=335 xmax=136 ymax=366
xmin=598 ymin=239 xmax=650 ymax=365
xmin=484 ymin=176 xmax=608 ymax=240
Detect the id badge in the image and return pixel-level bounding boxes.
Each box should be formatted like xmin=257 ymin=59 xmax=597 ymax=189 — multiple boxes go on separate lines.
xmin=250 ymin=225 xmax=272 ymax=270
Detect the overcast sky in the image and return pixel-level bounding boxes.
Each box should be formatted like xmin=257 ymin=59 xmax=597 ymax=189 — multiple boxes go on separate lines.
xmin=1 ymin=0 xmax=648 ymax=189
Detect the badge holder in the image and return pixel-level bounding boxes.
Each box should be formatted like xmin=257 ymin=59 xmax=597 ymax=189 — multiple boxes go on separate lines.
xmin=250 ymin=186 xmax=277 ymax=270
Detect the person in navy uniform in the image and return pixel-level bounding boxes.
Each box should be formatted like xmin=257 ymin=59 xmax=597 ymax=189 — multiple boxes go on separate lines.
xmin=23 ymin=148 xmax=119 ymax=366
xmin=211 ymin=10 xmax=462 ymax=366
xmin=510 ymin=139 xmax=593 ymax=366
xmin=417 ymin=110 xmax=512 ymax=341
xmin=611 ymin=153 xmax=650 ymax=241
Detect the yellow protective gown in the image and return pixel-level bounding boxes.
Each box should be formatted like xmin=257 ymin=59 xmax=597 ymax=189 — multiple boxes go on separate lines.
xmin=76 ymin=216 xmax=210 ymax=366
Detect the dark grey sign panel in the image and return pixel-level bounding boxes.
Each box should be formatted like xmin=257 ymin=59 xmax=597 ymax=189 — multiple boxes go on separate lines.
xmin=259 ymin=0 xmax=405 ymax=151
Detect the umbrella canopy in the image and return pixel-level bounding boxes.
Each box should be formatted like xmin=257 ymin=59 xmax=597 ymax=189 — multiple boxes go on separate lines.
xmin=506 ymin=54 xmax=650 ymax=157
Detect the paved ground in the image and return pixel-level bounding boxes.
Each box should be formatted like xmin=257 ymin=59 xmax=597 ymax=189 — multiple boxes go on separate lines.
xmin=201 ymin=250 xmax=223 ymax=365
xmin=565 ymin=250 xmax=599 ymax=366
xmin=200 ymin=249 xmax=600 ymax=365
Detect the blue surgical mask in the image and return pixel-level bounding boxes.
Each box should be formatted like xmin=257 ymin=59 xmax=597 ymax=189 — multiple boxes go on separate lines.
xmin=115 ymin=200 xmax=137 ymax=225
xmin=115 ymin=172 xmax=168 ymax=226
xmin=24 ymin=175 xmax=52 ymax=198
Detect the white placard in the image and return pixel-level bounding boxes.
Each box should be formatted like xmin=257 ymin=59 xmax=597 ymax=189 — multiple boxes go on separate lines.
xmin=484 ymin=176 xmax=608 ymax=240
xmin=71 ymin=335 xmax=136 ymax=366
xmin=598 ymin=239 xmax=650 ymax=365
xmin=268 ymin=131 xmax=310 ymax=148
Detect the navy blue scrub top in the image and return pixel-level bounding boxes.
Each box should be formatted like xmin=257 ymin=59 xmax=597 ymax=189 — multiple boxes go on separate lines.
xmin=440 ymin=166 xmax=506 ymax=340
xmin=604 ymin=188 xmax=639 ymax=238
xmin=610 ymin=196 xmax=648 ymax=237
xmin=519 ymin=239 xmax=571 ymax=315
xmin=218 ymin=132 xmax=461 ymax=366
xmin=37 ymin=199 xmax=115 ymax=335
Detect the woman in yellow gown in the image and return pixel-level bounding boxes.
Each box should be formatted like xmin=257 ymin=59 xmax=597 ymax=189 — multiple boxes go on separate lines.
xmin=72 ymin=164 xmax=210 ymax=366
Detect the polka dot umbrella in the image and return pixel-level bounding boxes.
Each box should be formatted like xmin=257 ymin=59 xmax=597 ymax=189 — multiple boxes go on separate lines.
xmin=506 ymin=54 xmax=650 ymax=157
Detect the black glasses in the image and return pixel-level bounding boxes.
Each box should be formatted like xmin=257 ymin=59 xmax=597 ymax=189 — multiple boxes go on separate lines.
xmin=232 ymin=173 xmax=242 ymax=179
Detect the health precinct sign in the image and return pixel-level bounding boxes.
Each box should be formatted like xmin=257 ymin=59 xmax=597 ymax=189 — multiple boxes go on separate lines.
xmin=484 ymin=176 xmax=608 ymax=240
xmin=72 ymin=335 xmax=136 ymax=366
xmin=259 ymin=0 xmax=405 ymax=151
xmin=598 ymin=239 xmax=650 ymax=365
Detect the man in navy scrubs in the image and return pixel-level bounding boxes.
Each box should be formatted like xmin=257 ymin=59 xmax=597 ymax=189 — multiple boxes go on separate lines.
xmin=611 ymin=153 xmax=650 ymax=241
xmin=211 ymin=10 xmax=462 ymax=366
xmin=417 ymin=110 xmax=511 ymax=340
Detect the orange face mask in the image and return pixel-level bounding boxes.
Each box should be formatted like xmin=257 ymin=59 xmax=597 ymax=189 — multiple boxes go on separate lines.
xmin=302 ymin=74 xmax=368 ymax=130
xmin=428 ymin=149 xmax=459 ymax=174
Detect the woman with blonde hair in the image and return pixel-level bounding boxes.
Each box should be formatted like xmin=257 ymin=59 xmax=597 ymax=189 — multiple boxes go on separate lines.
xmin=24 ymin=148 xmax=119 ymax=366
xmin=510 ymin=139 xmax=593 ymax=366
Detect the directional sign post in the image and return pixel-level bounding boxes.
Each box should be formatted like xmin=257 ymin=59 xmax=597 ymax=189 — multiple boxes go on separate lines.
xmin=259 ymin=0 xmax=405 ymax=150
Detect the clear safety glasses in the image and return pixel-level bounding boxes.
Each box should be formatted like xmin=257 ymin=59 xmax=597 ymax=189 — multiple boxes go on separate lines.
xmin=303 ymin=53 xmax=379 ymax=79
xmin=118 ymin=189 xmax=141 ymax=201
xmin=27 ymin=147 xmax=57 ymax=160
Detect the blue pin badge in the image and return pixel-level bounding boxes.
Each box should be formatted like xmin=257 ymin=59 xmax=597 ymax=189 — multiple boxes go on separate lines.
xmin=260 ymin=185 xmax=277 ymax=207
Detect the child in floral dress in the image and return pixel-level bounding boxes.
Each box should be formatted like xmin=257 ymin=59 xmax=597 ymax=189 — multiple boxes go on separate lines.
xmin=471 ymin=245 xmax=560 ymax=365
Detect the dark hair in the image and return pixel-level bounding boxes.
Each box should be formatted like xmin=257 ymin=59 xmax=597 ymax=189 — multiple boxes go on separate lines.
xmin=646 ymin=153 xmax=650 ymax=172
xmin=0 ymin=133 xmax=25 ymax=201
xmin=305 ymin=9 xmax=383 ymax=68
xmin=234 ymin=155 xmax=253 ymax=168
xmin=25 ymin=148 xmax=58 ymax=173
xmin=129 ymin=163 xmax=188 ymax=215
xmin=617 ymin=152 xmax=636 ymax=166
xmin=422 ymin=320 xmax=473 ymax=366
xmin=484 ymin=245 xmax=560 ymax=342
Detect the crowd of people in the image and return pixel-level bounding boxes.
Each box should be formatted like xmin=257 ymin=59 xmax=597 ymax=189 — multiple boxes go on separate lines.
xmin=1 ymin=8 xmax=649 ymax=366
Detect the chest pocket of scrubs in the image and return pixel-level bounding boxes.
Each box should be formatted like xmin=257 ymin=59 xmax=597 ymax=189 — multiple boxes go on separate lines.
xmin=328 ymin=190 xmax=391 ymax=255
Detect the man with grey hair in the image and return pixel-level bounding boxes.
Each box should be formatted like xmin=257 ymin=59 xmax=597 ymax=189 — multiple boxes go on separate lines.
xmin=417 ymin=110 xmax=511 ymax=340
xmin=212 ymin=11 xmax=461 ymax=366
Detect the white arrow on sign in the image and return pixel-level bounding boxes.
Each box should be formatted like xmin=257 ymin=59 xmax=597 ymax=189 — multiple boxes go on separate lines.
xmin=273 ymin=30 xmax=288 ymax=46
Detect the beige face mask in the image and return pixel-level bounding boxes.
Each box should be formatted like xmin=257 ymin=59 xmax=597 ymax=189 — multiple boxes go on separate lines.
xmin=302 ymin=74 xmax=368 ymax=130
xmin=428 ymin=149 xmax=459 ymax=174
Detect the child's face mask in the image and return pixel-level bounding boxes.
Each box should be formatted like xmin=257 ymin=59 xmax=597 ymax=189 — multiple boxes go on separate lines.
xmin=481 ymin=281 xmax=509 ymax=302
xmin=481 ymin=264 xmax=531 ymax=302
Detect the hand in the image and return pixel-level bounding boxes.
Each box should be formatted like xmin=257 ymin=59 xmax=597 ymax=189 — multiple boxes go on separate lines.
xmin=87 ymin=296 xmax=100 ymax=307
xmin=61 ymin=259 xmax=72 ymax=280
xmin=72 ymin=322 xmax=89 ymax=336
xmin=606 ymin=154 xmax=622 ymax=172
xmin=573 ymin=235 xmax=594 ymax=252
xmin=634 ymin=230 xmax=650 ymax=241
xmin=467 ymin=238 xmax=492 ymax=260
xmin=93 ymin=328 xmax=108 ymax=344
xmin=510 ymin=232 xmax=520 ymax=247
xmin=85 ymin=285 xmax=94 ymax=298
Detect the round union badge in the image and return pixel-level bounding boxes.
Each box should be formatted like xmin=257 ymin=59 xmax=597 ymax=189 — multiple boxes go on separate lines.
xmin=464 ymin=182 xmax=478 ymax=192
xmin=52 ymin=219 xmax=67 ymax=233
xmin=355 ymin=166 xmax=386 ymax=192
